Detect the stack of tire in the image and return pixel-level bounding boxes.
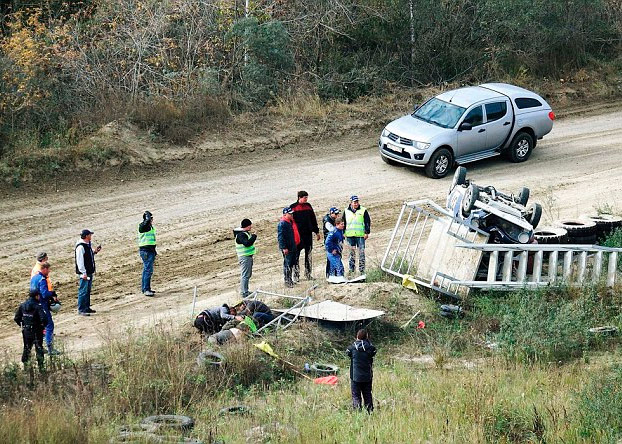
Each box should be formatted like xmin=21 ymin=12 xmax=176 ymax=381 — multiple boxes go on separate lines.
xmin=554 ymin=219 xmax=598 ymax=244
xmin=533 ymin=227 xmax=569 ymax=245
xmin=580 ymin=214 xmax=622 ymax=241
xmin=538 ymin=214 xmax=622 ymax=245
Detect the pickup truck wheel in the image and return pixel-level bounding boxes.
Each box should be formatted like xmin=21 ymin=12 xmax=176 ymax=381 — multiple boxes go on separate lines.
xmin=508 ymin=132 xmax=534 ymax=163
xmin=461 ymin=183 xmax=479 ymax=217
xmin=450 ymin=166 xmax=467 ymax=191
xmin=425 ymin=148 xmax=453 ymax=179
xmin=516 ymin=187 xmax=530 ymax=206
xmin=526 ymin=203 xmax=542 ymax=228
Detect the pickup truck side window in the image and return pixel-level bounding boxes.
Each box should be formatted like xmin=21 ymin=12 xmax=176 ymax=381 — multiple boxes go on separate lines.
xmin=463 ymin=106 xmax=483 ymax=127
xmin=485 ymin=102 xmax=507 ymax=122
xmin=515 ymin=97 xmax=542 ymax=109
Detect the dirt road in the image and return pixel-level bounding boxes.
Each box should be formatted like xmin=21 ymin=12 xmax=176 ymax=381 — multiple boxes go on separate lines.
xmin=1 ymin=105 xmax=621 ymax=356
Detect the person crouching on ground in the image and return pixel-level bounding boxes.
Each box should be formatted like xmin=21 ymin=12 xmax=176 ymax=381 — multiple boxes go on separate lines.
xmin=325 ymin=218 xmax=345 ymax=278
xmin=234 ymin=218 xmax=257 ymax=298
xmin=346 ymin=329 xmax=377 ymax=413
xmin=193 ymin=304 xmax=236 ymax=336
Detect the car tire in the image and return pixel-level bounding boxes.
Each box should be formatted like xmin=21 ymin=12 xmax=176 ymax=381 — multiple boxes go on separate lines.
xmin=534 ymin=227 xmax=568 ymax=244
xmin=526 ymin=203 xmax=542 ymax=229
xmin=450 ymin=166 xmax=467 ymax=192
xmin=516 ymin=187 xmax=530 ymax=206
xmin=507 ymin=132 xmax=534 ymax=163
xmin=310 ymin=363 xmax=339 ymax=375
xmin=555 ymin=219 xmax=597 ymax=239
xmin=580 ymin=214 xmax=622 ymax=238
xmin=461 ymin=183 xmax=479 ymax=217
xmin=381 ymin=154 xmax=399 ymax=166
xmin=196 ymin=350 xmax=224 ymax=367
xmin=425 ymin=148 xmax=453 ymax=179
xmin=140 ymin=415 xmax=195 ymax=432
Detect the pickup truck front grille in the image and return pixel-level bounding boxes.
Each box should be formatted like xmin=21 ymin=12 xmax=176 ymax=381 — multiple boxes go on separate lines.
xmin=388 ymin=132 xmax=413 ymax=146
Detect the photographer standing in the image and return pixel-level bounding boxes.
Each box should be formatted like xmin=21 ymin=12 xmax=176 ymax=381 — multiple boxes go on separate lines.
xmin=138 ymin=211 xmax=157 ymax=297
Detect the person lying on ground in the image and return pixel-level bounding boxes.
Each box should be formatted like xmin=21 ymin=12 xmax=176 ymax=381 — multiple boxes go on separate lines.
xmin=235 ymin=299 xmax=275 ymax=326
xmin=193 ymin=304 xmax=235 ymax=336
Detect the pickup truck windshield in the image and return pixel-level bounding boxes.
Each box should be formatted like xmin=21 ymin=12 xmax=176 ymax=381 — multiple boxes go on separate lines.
xmin=413 ymin=98 xmax=466 ymax=129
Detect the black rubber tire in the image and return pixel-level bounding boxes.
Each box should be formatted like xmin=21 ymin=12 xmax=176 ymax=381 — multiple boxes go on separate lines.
xmin=424 ymin=148 xmax=453 ymax=179
xmin=219 ymin=405 xmax=251 ymax=416
xmin=567 ymin=234 xmax=598 ymax=245
xmin=196 ymin=350 xmax=223 ymax=367
xmin=461 ymin=183 xmax=479 ymax=218
xmin=381 ymin=154 xmax=399 ymax=166
xmin=555 ymin=219 xmax=597 ymax=237
xmin=507 ymin=132 xmax=534 ymax=163
xmin=580 ymin=214 xmax=622 ymax=237
xmin=310 ymin=363 xmax=339 ymax=375
xmin=141 ymin=415 xmax=195 ymax=432
xmin=516 ymin=187 xmax=530 ymax=206
xmin=450 ymin=166 xmax=467 ymax=191
xmin=111 ymin=431 xmax=162 ymax=443
xmin=533 ymin=227 xmax=568 ymax=244
xmin=588 ymin=326 xmax=618 ymax=335
xmin=526 ymin=203 xmax=542 ymax=229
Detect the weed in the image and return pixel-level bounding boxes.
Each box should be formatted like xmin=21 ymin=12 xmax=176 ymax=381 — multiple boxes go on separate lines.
xmin=577 ymin=365 xmax=622 ymax=441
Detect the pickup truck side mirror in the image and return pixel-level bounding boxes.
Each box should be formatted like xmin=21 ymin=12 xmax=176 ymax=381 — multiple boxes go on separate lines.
xmin=458 ymin=122 xmax=473 ymax=131
xmin=413 ymin=103 xmax=420 ymax=112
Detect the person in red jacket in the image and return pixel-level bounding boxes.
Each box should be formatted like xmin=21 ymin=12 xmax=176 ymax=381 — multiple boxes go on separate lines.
xmin=290 ymin=191 xmax=320 ymax=281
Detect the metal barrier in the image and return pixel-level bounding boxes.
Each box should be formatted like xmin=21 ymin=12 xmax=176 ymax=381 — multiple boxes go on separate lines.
xmin=246 ymin=285 xmax=316 ymax=334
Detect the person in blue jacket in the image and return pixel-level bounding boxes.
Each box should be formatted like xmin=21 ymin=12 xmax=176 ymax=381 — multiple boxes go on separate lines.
xmin=277 ymin=207 xmax=298 ymax=287
xmin=30 ymin=262 xmax=61 ymax=355
xmin=325 ymin=218 xmax=345 ymax=277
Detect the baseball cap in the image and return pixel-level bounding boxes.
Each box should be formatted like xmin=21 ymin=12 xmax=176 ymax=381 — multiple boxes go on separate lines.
xmin=350 ymin=195 xmax=359 ymax=202
xmin=329 ymin=207 xmax=340 ymax=214
xmin=80 ymin=229 xmax=94 ymax=238
xmin=283 ymin=207 xmax=294 ymax=214
xmin=36 ymin=251 xmax=48 ymax=261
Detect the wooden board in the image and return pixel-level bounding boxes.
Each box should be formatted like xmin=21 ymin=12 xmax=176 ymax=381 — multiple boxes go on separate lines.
xmin=274 ymin=300 xmax=384 ymax=322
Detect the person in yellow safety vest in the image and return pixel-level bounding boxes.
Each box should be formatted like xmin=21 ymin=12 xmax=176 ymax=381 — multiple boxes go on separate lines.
xmin=234 ymin=219 xmax=257 ymax=297
xmin=138 ymin=211 xmax=157 ymax=297
xmin=343 ymin=195 xmax=371 ymax=275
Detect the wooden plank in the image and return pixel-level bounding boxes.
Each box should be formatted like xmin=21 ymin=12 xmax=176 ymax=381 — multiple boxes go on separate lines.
xmin=563 ymin=251 xmax=573 ymax=281
xmin=516 ymin=251 xmax=528 ymax=282
xmin=608 ymin=252 xmax=618 ymax=287
xmin=593 ymin=251 xmax=603 ymax=283
xmin=548 ymin=251 xmax=558 ymax=283
xmin=502 ymin=251 xmax=513 ymax=282
xmin=577 ymin=252 xmax=588 ymax=284
xmin=532 ymin=251 xmax=543 ymax=283
xmin=487 ymin=251 xmax=499 ymax=283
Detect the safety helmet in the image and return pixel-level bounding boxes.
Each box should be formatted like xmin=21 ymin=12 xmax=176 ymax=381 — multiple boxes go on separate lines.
xmin=49 ymin=302 xmax=62 ymax=314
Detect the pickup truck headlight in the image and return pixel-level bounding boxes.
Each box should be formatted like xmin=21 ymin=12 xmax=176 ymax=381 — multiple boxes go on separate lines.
xmin=415 ymin=141 xmax=430 ymax=150
xmin=381 ymin=128 xmax=389 ymax=137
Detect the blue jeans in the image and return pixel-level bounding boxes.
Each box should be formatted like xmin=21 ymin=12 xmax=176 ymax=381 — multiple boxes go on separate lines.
xmin=140 ymin=249 xmax=156 ymax=292
xmin=77 ymin=275 xmax=93 ymax=313
xmin=346 ymin=237 xmax=366 ymax=273
xmin=327 ymin=252 xmax=344 ymax=276
xmin=42 ymin=305 xmax=54 ymax=349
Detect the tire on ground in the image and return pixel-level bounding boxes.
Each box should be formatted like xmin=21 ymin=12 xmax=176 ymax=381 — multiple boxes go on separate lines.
xmin=567 ymin=235 xmax=598 ymax=245
xmin=534 ymin=227 xmax=568 ymax=244
xmin=507 ymin=132 xmax=534 ymax=163
xmin=196 ymin=350 xmax=224 ymax=367
xmin=424 ymin=148 xmax=453 ymax=179
xmin=580 ymin=214 xmax=622 ymax=238
xmin=219 ymin=405 xmax=251 ymax=416
xmin=141 ymin=415 xmax=195 ymax=432
xmin=310 ymin=363 xmax=339 ymax=375
xmin=555 ymin=219 xmax=597 ymax=239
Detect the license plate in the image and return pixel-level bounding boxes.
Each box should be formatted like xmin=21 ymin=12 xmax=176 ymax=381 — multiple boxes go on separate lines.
xmin=386 ymin=143 xmax=402 ymax=153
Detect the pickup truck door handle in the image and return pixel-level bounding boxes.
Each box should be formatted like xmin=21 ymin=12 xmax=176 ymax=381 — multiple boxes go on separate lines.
xmin=503 ymin=121 xmax=511 ymax=126
xmin=478 ymin=129 xmax=486 ymax=133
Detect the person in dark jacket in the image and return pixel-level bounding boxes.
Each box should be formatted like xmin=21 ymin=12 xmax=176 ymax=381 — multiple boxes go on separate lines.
xmin=277 ymin=207 xmax=297 ymax=287
xmin=194 ymin=304 xmax=235 ymax=336
xmin=234 ymin=218 xmax=257 ymax=298
xmin=75 ymin=229 xmax=101 ymax=316
xmin=138 ymin=211 xmax=157 ymax=297
xmin=322 ymin=207 xmax=341 ymax=277
xmin=15 ymin=290 xmax=47 ymax=370
xmin=290 ymin=191 xmax=320 ymax=280
xmin=346 ymin=329 xmax=377 ymax=412
xmin=325 ymin=218 xmax=345 ymax=277
xmin=30 ymin=262 xmax=60 ymax=355
xmin=236 ymin=299 xmax=274 ymax=326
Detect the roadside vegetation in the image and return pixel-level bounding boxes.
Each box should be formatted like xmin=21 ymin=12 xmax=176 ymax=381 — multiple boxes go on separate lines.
xmin=1 ymin=229 xmax=621 ymax=443
xmin=1 ymin=0 xmax=621 ymax=184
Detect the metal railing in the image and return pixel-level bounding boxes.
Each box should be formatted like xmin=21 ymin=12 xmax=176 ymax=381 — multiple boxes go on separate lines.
xmin=246 ymin=285 xmax=316 ymax=334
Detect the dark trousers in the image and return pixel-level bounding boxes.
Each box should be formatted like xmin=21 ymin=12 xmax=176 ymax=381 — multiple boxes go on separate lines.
xmin=252 ymin=312 xmax=275 ymax=327
xmin=283 ymin=250 xmax=297 ymax=285
xmin=194 ymin=315 xmax=220 ymax=336
xmin=294 ymin=233 xmax=313 ymax=279
xmin=22 ymin=329 xmax=44 ymax=370
xmin=351 ymin=380 xmax=373 ymax=412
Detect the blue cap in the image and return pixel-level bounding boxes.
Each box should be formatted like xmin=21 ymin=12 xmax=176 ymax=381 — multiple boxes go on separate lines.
xmin=283 ymin=207 xmax=293 ymax=214
xmin=350 ymin=195 xmax=359 ymax=201
xmin=329 ymin=207 xmax=340 ymax=214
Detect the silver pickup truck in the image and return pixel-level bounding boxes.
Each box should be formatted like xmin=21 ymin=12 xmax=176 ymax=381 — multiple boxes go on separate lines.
xmin=378 ymin=83 xmax=555 ymax=178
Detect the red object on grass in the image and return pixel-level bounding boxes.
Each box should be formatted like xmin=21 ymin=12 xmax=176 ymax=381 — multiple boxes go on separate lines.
xmin=417 ymin=320 xmax=426 ymax=329
xmin=314 ymin=375 xmax=338 ymax=385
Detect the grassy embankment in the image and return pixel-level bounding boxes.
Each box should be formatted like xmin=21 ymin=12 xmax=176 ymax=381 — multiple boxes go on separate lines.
xmin=1 ymin=230 xmax=622 ymax=443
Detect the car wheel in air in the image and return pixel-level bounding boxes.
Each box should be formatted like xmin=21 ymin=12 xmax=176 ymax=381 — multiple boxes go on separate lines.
xmin=461 ymin=183 xmax=479 ymax=217
xmin=526 ymin=202 xmax=542 ymax=228
xmin=425 ymin=148 xmax=453 ymax=179
xmin=516 ymin=187 xmax=530 ymax=206
xmin=450 ymin=166 xmax=467 ymax=192
xmin=507 ymin=132 xmax=534 ymax=163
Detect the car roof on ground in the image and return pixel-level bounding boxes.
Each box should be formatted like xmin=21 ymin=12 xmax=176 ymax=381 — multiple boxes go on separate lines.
xmin=436 ymin=86 xmax=505 ymax=108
